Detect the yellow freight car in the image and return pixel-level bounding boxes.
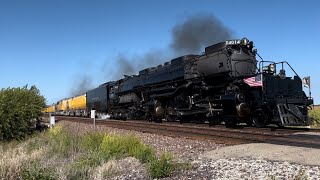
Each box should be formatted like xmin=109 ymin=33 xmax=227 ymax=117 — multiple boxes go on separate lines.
xmin=47 ymin=105 xmax=55 ymax=113
xmin=41 ymin=107 xmax=48 ymax=113
xmin=41 ymin=105 xmax=56 ymax=113
xmin=53 ymin=95 xmax=87 ymax=116
xmin=55 ymin=99 xmax=68 ymax=112
xmin=55 ymin=101 xmax=62 ymax=112
xmin=70 ymin=94 xmax=86 ymax=110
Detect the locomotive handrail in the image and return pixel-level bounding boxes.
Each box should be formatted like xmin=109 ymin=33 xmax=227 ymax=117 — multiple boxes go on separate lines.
xmin=275 ymin=61 xmax=300 ymax=79
xmin=259 ymin=60 xmax=301 ymax=79
xmin=259 ymin=60 xmax=275 ymax=72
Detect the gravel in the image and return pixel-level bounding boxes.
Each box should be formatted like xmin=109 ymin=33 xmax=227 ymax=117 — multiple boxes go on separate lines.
xmin=202 ymin=143 xmax=320 ymax=166
xmin=58 ymin=120 xmax=320 ymax=179
xmin=169 ymin=158 xmax=320 ymax=179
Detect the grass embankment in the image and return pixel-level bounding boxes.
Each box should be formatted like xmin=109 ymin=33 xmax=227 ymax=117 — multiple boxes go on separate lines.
xmin=0 ymin=125 xmax=178 ymax=179
xmin=309 ymin=108 xmax=320 ymax=128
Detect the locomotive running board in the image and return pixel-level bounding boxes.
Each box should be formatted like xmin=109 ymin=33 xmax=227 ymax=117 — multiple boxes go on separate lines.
xmin=277 ymin=104 xmax=308 ymax=126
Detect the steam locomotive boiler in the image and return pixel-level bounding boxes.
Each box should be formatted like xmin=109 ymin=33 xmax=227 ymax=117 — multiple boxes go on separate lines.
xmin=84 ymin=38 xmax=313 ymax=127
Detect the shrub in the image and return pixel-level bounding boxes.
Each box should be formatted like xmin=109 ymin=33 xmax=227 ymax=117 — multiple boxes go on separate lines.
xmin=0 ymin=85 xmax=46 ymax=141
xmin=148 ymin=152 xmax=175 ymax=178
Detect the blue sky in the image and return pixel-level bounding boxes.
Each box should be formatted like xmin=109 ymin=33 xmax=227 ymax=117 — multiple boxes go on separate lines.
xmin=0 ymin=0 xmax=319 ymax=104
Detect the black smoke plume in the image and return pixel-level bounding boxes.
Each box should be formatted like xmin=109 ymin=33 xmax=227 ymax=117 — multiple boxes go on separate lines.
xmin=171 ymin=14 xmax=232 ymax=54
xmin=105 ymin=14 xmax=232 ymax=80
xmin=104 ymin=49 xmax=166 ymax=81
xmin=115 ymin=54 xmax=136 ymax=78
xmin=69 ymin=74 xmax=94 ymax=97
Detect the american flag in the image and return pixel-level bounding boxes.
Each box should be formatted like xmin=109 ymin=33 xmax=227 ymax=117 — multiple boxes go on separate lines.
xmin=243 ymin=74 xmax=263 ymax=87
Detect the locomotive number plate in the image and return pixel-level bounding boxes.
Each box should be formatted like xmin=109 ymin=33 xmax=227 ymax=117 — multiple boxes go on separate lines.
xmin=226 ymin=40 xmax=241 ymax=45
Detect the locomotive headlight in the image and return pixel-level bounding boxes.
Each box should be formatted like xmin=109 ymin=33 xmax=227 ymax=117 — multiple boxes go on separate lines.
xmin=268 ymin=64 xmax=276 ymax=73
xmin=241 ymin=38 xmax=249 ymax=45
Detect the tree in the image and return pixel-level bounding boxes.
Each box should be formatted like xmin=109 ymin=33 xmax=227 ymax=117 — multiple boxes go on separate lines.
xmin=0 ymin=85 xmax=46 ymax=140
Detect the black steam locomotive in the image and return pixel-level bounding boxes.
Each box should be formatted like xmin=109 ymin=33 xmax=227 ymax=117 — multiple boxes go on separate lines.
xmin=86 ymin=38 xmax=313 ymax=127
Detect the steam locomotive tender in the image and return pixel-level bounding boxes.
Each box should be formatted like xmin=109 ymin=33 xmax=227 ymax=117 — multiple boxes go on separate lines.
xmin=86 ymin=38 xmax=313 ymax=127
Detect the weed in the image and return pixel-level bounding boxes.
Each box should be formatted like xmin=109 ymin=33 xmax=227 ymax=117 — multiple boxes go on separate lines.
xmin=48 ymin=124 xmax=63 ymax=139
xmin=294 ymin=168 xmax=309 ymax=180
xmin=309 ymin=109 xmax=320 ymax=127
xmin=81 ymin=132 xmax=105 ymax=151
xmin=66 ymin=165 xmax=91 ymax=180
xmin=25 ymin=132 xmax=49 ymax=153
xmin=21 ymin=161 xmax=57 ymax=180
xmin=100 ymin=134 xmax=142 ymax=158
xmin=73 ymin=152 xmax=104 ymax=169
xmin=148 ymin=152 xmax=175 ymax=178
xmin=267 ymin=175 xmax=277 ymax=180
xmin=175 ymin=162 xmax=193 ymax=171
xmin=48 ymin=125 xmax=78 ymax=156
xmin=129 ymin=143 xmax=155 ymax=163
xmin=1 ymin=125 xmax=176 ymax=179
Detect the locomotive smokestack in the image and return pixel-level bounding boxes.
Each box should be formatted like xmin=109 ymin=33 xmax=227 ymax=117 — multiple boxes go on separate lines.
xmin=170 ymin=14 xmax=233 ymax=54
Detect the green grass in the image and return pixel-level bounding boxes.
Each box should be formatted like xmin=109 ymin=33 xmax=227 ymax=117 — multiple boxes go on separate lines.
xmin=0 ymin=125 xmax=176 ymax=179
xmin=309 ymin=108 xmax=320 ymax=127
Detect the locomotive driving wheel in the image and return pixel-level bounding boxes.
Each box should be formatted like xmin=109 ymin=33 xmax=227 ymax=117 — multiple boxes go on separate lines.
xmin=164 ymin=100 xmax=178 ymax=122
xmin=252 ymin=109 xmax=267 ymax=128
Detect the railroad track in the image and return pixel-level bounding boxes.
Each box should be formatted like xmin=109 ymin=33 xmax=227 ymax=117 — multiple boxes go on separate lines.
xmin=53 ymin=116 xmax=320 ymax=148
